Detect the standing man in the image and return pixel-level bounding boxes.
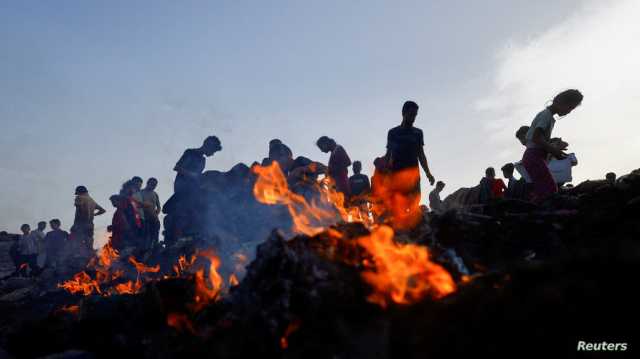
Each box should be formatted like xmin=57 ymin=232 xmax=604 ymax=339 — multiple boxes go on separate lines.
xmin=316 ymin=136 xmax=352 ymax=197
xmin=71 ymin=185 xmax=106 ymax=251
xmin=17 ymin=224 xmax=38 ymax=275
xmin=141 ymin=177 xmax=162 ymax=249
xmin=381 ymin=101 xmax=435 ymax=229
xmin=33 ymin=221 xmax=47 ymax=269
xmin=44 ymin=219 xmax=69 ymax=268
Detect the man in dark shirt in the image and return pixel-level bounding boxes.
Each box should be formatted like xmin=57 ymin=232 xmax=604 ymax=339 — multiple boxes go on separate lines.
xmin=316 ymin=136 xmax=352 ymax=197
xmin=44 ymin=219 xmax=68 ymax=268
xmin=386 ymin=101 xmax=435 ymax=184
xmin=174 ymin=136 xmax=222 ymax=194
xmin=349 ymin=161 xmax=371 ymax=198
xmin=377 ymin=101 xmax=435 ymax=229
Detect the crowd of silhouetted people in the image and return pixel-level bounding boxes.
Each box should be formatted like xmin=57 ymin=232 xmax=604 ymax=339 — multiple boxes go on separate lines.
xmin=8 ymin=89 xmax=599 ymax=276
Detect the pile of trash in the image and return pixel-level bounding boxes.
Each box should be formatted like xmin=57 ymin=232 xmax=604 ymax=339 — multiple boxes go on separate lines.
xmin=1 ymin=168 xmax=639 ymax=358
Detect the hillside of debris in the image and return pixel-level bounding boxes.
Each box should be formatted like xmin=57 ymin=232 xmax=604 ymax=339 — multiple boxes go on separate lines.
xmin=1 ymin=169 xmax=639 ymax=358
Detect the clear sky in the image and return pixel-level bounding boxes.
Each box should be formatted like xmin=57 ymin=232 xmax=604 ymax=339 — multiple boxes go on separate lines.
xmin=2 ymin=1 xmax=638 ymax=244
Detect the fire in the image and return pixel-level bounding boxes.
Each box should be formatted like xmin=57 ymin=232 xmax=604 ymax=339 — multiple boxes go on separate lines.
xmin=114 ymin=280 xmax=142 ymax=295
xmin=58 ymin=305 xmax=80 ymax=315
xmin=228 ymin=273 xmax=239 ymax=287
xmin=58 ymin=271 xmax=101 ymax=296
xmin=253 ymin=162 xmax=456 ymax=308
xmin=371 ymin=167 xmax=423 ymax=230
xmin=253 ymin=162 xmax=371 ymax=236
xmin=166 ymin=313 xmax=197 ymax=335
xmin=173 ymin=254 xmax=196 ymax=276
xmin=59 ymin=241 xmax=160 ymax=297
xmin=280 ymin=319 xmax=302 ymax=349
xmin=191 ymin=249 xmax=223 ymax=311
xmin=128 ymin=256 xmax=160 ymax=274
xmin=357 ymin=225 xmax=456 ymax=308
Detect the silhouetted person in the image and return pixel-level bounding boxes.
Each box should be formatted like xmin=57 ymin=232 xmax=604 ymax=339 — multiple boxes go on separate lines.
xmin=501 ymin=163 xmax=527 ymax=199
xmin=174 ymin=136 xmax=222 ymax=195
xmin=429 ymin=181 xmax=446 ymax=214
xmin=263 ymin=139 xmax=294 ymax=174
xmin=141 ymin=177 xmax=162 ymax=248
xmin=349 ymin=161 xmax=371 ymax=198
xmin=44 ymin=219 xmax=68 ymax=268
xmin=120 ymin=180 xmax=145 ymax=247
xmin=606 ymin=172 xmax=617 ymax=185
xmin=522 ymin=89 xmax=583 ymax=203
xmin=130 ymin=176 xmax=146 ymax=224
xmin=33 ymin=221 xmax=47 ymax=269
xmin=16 ymin=224 xmax=38 ymax=275
xmin=109 ymin=194 xmax=137 ymax=251
xmin=479 ymin=167 xmax=505 ymax=203
xmin=316 ymin=136 xmax=352 ymax=197
xmin=516 ymin=126 xmax=530 ymax=146
xmin=71 ymin=185 xmax=105 ymax=251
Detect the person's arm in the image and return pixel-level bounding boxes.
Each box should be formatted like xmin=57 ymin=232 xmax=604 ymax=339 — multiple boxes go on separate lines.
xmin=418 ymin=148 xmax=435 ymax=185
xmin=94 ymin=204 xmax=106 ymax=216
xmin=154 ymin=193 xmax=161 ymax=215
xmin=532 ymin=128 xmax=566 ymax=159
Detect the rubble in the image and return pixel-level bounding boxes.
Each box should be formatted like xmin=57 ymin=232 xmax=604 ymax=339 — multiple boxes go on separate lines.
xmin=0 ymin=168 xmax=639 ymax=357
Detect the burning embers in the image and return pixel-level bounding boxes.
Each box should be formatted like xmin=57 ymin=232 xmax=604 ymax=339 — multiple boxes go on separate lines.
xmin=252 ymin=162 xmax=456 ymax=307
xmin=357 ymin=226 xmax=455 ymax=307
xmin=57 ymin=161 xmax=455 ymax=324
xmin=58 ymin=242 xmax=233 ymax=304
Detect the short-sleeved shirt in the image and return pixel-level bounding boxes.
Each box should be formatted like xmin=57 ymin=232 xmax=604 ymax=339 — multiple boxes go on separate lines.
xmin=349 ymin=174 xmax=371 ymax=196
xmin=387 ymin=126 xmax=424 ymax=170
xmin=526 ymin=109 xmax=556 ymax=149
xmin=74 ymin=194 xmax=98 ymax=224
xmin=175 ymin=149 xmax=206 ymax=176
xmin=141 ymin=189 xmax=161 ymax=216
xmin=174 ymin=149 xmax=206 ymax=193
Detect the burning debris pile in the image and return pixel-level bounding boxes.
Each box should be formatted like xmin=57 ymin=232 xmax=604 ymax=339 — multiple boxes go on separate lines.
xmin=1 ymin=166 xmax=639 ymax=358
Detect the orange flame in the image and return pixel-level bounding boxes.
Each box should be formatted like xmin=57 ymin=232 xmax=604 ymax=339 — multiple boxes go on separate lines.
xmin=128 ymin=256 xmax=160 ymax=274
xmin=173 ymin=254 xmax=197 ymax=276
xmin=253 ymin=162 xmax=370 ymax=236
xmin=167 ymin=312 xmax=197 ymax=335
xmin=192 ymin=249 xmax=223 ymax=311
xmin=371 ymin=167 xmax=423 ymax=230
xmin=228 ymin=273 xmax=239 ymax=287
xmin=357 ymin=225 xmax=456 ymax=308
xmin=114 ymin=280 xmax=142 ymax=295
xmin=59 ymin=305 xmax=80 ymax=315
xmin=59 ymin=240 xmax=161 ymax=296
xmin=58 ymin=271 xmax=101 ymax=296
xmin=280 ymin=319 xmax=302 ymax=349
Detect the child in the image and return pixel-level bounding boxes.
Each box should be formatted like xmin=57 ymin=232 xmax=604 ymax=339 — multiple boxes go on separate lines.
xmin=522 ymin=89 xmax=583 ymax=203
xmin=349 ymin=161 xmax=371 ymax=198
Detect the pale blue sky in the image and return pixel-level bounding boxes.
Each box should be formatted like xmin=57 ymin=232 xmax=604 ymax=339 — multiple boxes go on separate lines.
xmin=3 ymin=0 xmax=638 ymax=242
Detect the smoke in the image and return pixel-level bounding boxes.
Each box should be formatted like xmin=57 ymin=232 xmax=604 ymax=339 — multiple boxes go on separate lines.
xmin=476 ymin=0 xmax=640 ymax=181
